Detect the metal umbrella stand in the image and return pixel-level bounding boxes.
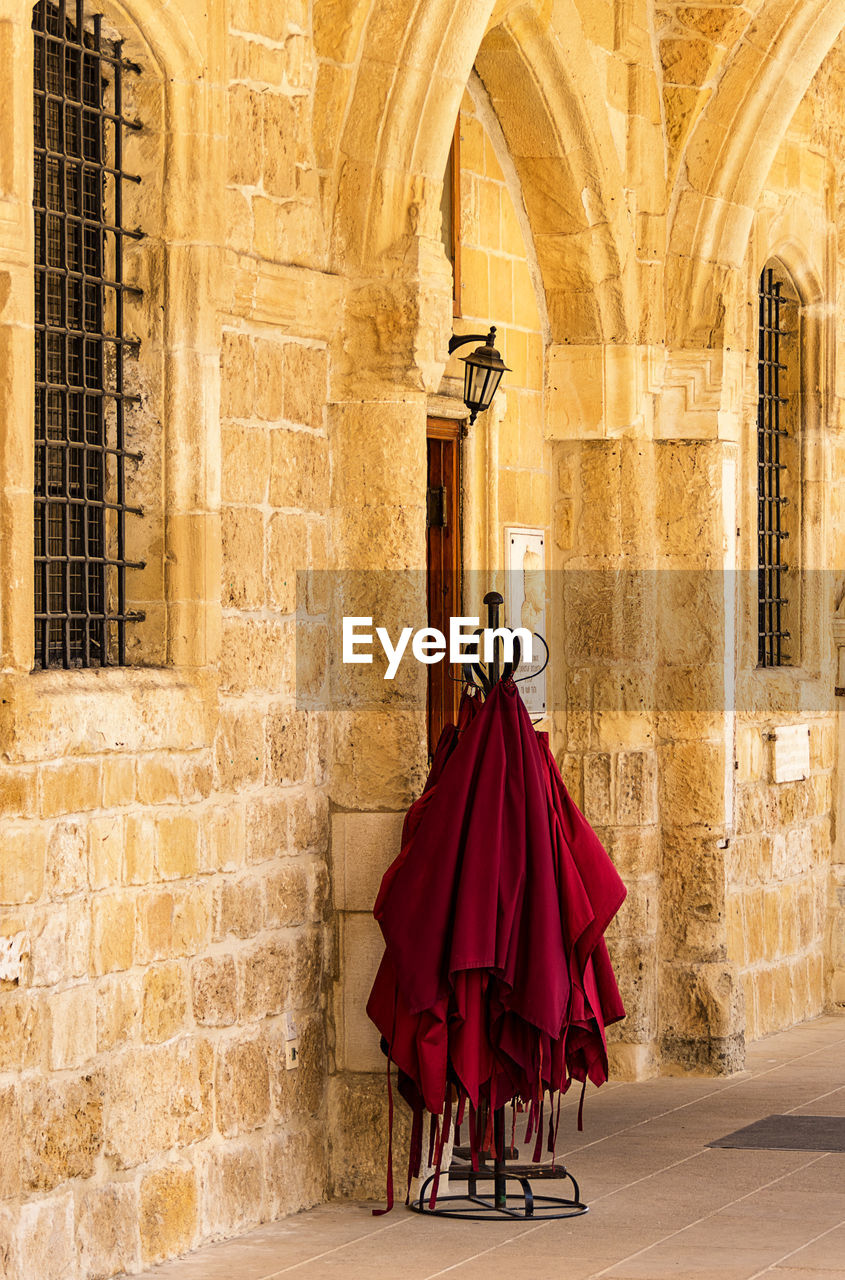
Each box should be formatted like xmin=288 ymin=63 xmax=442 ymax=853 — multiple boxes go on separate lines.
xmin=368 ymin=592 xmax=626 ymax=1223
xmin=411 ymin=594 xmax=585 ymax=1222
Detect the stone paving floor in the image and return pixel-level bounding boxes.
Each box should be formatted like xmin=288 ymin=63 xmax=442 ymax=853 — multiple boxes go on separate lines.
xmin=136 ymin=1014 xmax=845 ymax=1280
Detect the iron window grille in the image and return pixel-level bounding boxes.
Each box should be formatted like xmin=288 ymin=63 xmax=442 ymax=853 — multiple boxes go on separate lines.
xmin=33 ymin=0 xmax=144 ymax=669
xmin=757 ymin=266 xmax=791 ymax=667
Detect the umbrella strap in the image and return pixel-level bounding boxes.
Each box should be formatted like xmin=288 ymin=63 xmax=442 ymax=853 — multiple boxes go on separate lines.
xmin=550 ymin=1087 xmax=563 ymax=1167
xmin=428 ymin=1086 xmax=453 ymax=1210
xmin=372 ymin=988 xmax=399 ymax=1216
xmin=468 ymin=1104 xmax=480 ymax=1170
xmin=532 ymin=1095 xmax=545 ymax=1163
xmin=372 ymin=1051 xmax=395 ymax=1216
xmin=406 ymin=1101 xmax=424 ymax=1204
xmin=577 ymin=1077 xmax=587 ymax=1131
xmin=428 ymin=1112 xmax=438 ymax=1168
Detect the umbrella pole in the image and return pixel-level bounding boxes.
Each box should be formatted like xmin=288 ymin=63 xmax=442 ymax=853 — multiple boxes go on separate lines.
xmin=493 ymin=1107 xmax=507 ymax=1210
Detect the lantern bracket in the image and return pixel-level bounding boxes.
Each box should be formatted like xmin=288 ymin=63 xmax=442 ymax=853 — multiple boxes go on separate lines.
xmin=447 ymin=330 xmax=494 ymax=355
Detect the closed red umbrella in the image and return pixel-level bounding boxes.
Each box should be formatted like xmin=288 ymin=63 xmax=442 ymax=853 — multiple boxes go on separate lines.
xmin=367 ymin=661 xmax=626 ymax=1216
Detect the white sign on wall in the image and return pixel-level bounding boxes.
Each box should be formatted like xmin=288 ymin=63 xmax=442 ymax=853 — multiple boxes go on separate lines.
xmin=505 ymin=527 xmax=547 ymax=717
xmin=771 ymin=724 xmax=811 ymax=784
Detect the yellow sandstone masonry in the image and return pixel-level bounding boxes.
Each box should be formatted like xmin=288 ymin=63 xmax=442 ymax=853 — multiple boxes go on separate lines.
xmin=0 ymin=1 xmax=844 ymax=1276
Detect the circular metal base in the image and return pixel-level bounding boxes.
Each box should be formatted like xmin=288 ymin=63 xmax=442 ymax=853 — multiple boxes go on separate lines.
xmin=410 ymin=1170 xmax=589 ymax=1221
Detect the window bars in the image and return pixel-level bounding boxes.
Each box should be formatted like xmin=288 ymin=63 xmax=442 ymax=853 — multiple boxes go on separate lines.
xmin=33 ymin=0 xmax=144 ymax=669
xmin=757 ymin=266 xmax=791 ymax=668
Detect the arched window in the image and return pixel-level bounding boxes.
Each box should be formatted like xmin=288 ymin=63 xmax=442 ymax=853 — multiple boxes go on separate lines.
xmin=757 ymin=260 xmax=800 ymax=667
xmin=33 ymin=0 xmax=143 ymax=667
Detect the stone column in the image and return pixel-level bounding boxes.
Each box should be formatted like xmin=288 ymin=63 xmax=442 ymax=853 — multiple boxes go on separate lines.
xmin=547 ymin=343 xmax=662 ymax=1081
xmin=655 ymin=348 xmax=745 ymax=1073
xmin=325 ymin=236 xmax=452 ymax=1196
xmin=829 ymin=613 xmax=845 ymax=1008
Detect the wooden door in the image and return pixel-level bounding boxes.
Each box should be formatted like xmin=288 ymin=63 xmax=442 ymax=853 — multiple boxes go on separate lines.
xmin=426 ymin=418 xmax=462 ymax=756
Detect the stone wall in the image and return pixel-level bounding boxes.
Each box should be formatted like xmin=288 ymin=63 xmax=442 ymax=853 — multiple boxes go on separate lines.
xmin=2 ymin=0 xmax=845 ymax=1274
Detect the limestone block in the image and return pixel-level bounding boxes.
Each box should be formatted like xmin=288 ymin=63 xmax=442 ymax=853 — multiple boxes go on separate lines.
xmin=227 ymin=84 xmax=262 ymax=188
xmin=269 ymin=428 xmax=329 ymax=511
xmin=616 ymin=750 xmax=657 ymax=826
xmin=124 ymin=813 xmax=156 ymax=885
xmin=605 ymin=937 xmax=656 ymax=1042
xmin=136 ymin=757 xmax=180 ymax=806
xmin=0 ymin=992 xmax=48 ymax=1072
xmin=214 ymin=703 xmax=265 ymax=792
xmin=0 ymin=1082 xmax=21 ymax=1199
xmin=14 ymin=1193 xmax=75 ymax=1280
xmin=222 ymin=506 xmax=266 ymax=610
xmin=156 ymin=812 xmax=200 ymax=881
xmin=105 ymin=1039 xmax=213 ymax=1169
xmin=337 ymin=913 xmax=384 ymax=1072
xmin=727 ymin=894 xmax=745 ymax=965
xmin=139 ymin=1164 xmax=198 ymax=1268
xmin=264 ymin=861 xmax=310 ymax=927
xmin=179 ymin=754 xmax=214 ymax=804
xmin=30 ymin=907 xmax=69 ymax=987
xmin=202 ymin=804 xmax=247 ymax=875
xmin=660 ymin=961 xmax=744 ymax=1070
xmin=75 ymin=1182 xmax=139 ymax=1280
xmin=295 ymin=618 xmax=329 ymax=703
xmin=0 ymin=672 xmax=212 ymax=761
xmin=238 ymin=938 xmax=293 ymax=1021
xmin=283 ymin=344 xmax=327 ymax=430
xmin=88 ymin=816 xmax=124 ymax=891
xmin=289 ymin=927 xmax=324 ymax=1013
xmin=0 ymin=825 xmax=47 ymax=905
xmin=262 ymin=95 xmax=296 ymax=200
xmin=0 ymin=767 xmax=36 ymax=818
xmin=214 ymin=876 xmax=265 ymax=940
xmin=265 ymin=703 xmax=308 ymax=786
xmin=583 ymin=753 xmax=614 ymax=825
xmin=599 ymin=826 xmax=660 ymax=879
xmin=215 ymin=1036 xmax=271 ymax=1137
xmin=331 ymin=811 xmax=404 ymax=911
xmin=191 ymin=954 xmax=237 ymax=1027
xmin=254 ymin=336 xmax=285 ymax=421
xmin=244 ymin=794 xmax=289 ymax=865
xmin=661 ymin=831 xmax=727 ymax=961
xmin=658 ymin=740 xmax=727 ymax=826
xmin=200 ymin=1142 xmax=264 ymax=1241
xmin=330 ymin=402 xmax=427 ymax=512
xmin=40 ymin=759 xmax=101 ymax=818
xmin=327 ymin=1073 xmax=411 ymax=1200
xmin=267 ymin=512 xmax=309 ymax=615
xmin=290 ymin=790 xmax=329 ymax=856
xmin=22 ymin=1073 xmax=104 ymax=1192
xmin=142 ymin=962 xmax=189 ymax=1043
xmin=264 ymin=1123 xmax=326 ymax=1220
xmin=136 ymin=885 xmax=211 ymax=964
xmin=331 ymin=709 xmax=427 ymax=811
xmin=49 ymin=986 xmax=97 ymax=1070
xmin=96 ymin=975 xmax=141 ymax=1054
xmin=219 ymin=617 xmax=294 ymax=695
xmin=92 ymin=892 xmax=135 ymax=975
xmin=222 ymin=424 xmax=270 ymax=506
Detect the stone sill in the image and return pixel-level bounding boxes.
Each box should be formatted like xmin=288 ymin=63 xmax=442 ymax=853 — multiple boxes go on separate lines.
xmin=0 ymin=666 xmax=216 ymax=763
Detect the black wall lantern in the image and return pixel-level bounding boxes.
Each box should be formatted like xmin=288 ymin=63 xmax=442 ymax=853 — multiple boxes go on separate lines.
xmin=448 ymin=327 xmax=510 ymax=424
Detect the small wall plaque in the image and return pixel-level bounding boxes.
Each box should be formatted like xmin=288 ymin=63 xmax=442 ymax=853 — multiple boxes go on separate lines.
xmin=505 ymin=527 xmax=546 ymax=718
xmin=771 ymin=724 xmax=810 ymax=783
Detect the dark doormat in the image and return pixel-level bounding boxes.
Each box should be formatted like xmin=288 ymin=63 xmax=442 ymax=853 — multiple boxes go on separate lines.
xmin=709 ymin=1115 xmax=845 ymax=1153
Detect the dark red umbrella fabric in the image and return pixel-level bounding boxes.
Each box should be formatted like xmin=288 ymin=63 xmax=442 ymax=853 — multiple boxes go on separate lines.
xmin=367 ymin=678 xmax=626 ymax=1202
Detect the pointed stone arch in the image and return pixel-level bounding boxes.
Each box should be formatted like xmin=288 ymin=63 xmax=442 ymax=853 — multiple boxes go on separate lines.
xmin=666 ymin=0 xmax=845 ymax=349
xmin=328 ymin=0 xmax=635 ymax=346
